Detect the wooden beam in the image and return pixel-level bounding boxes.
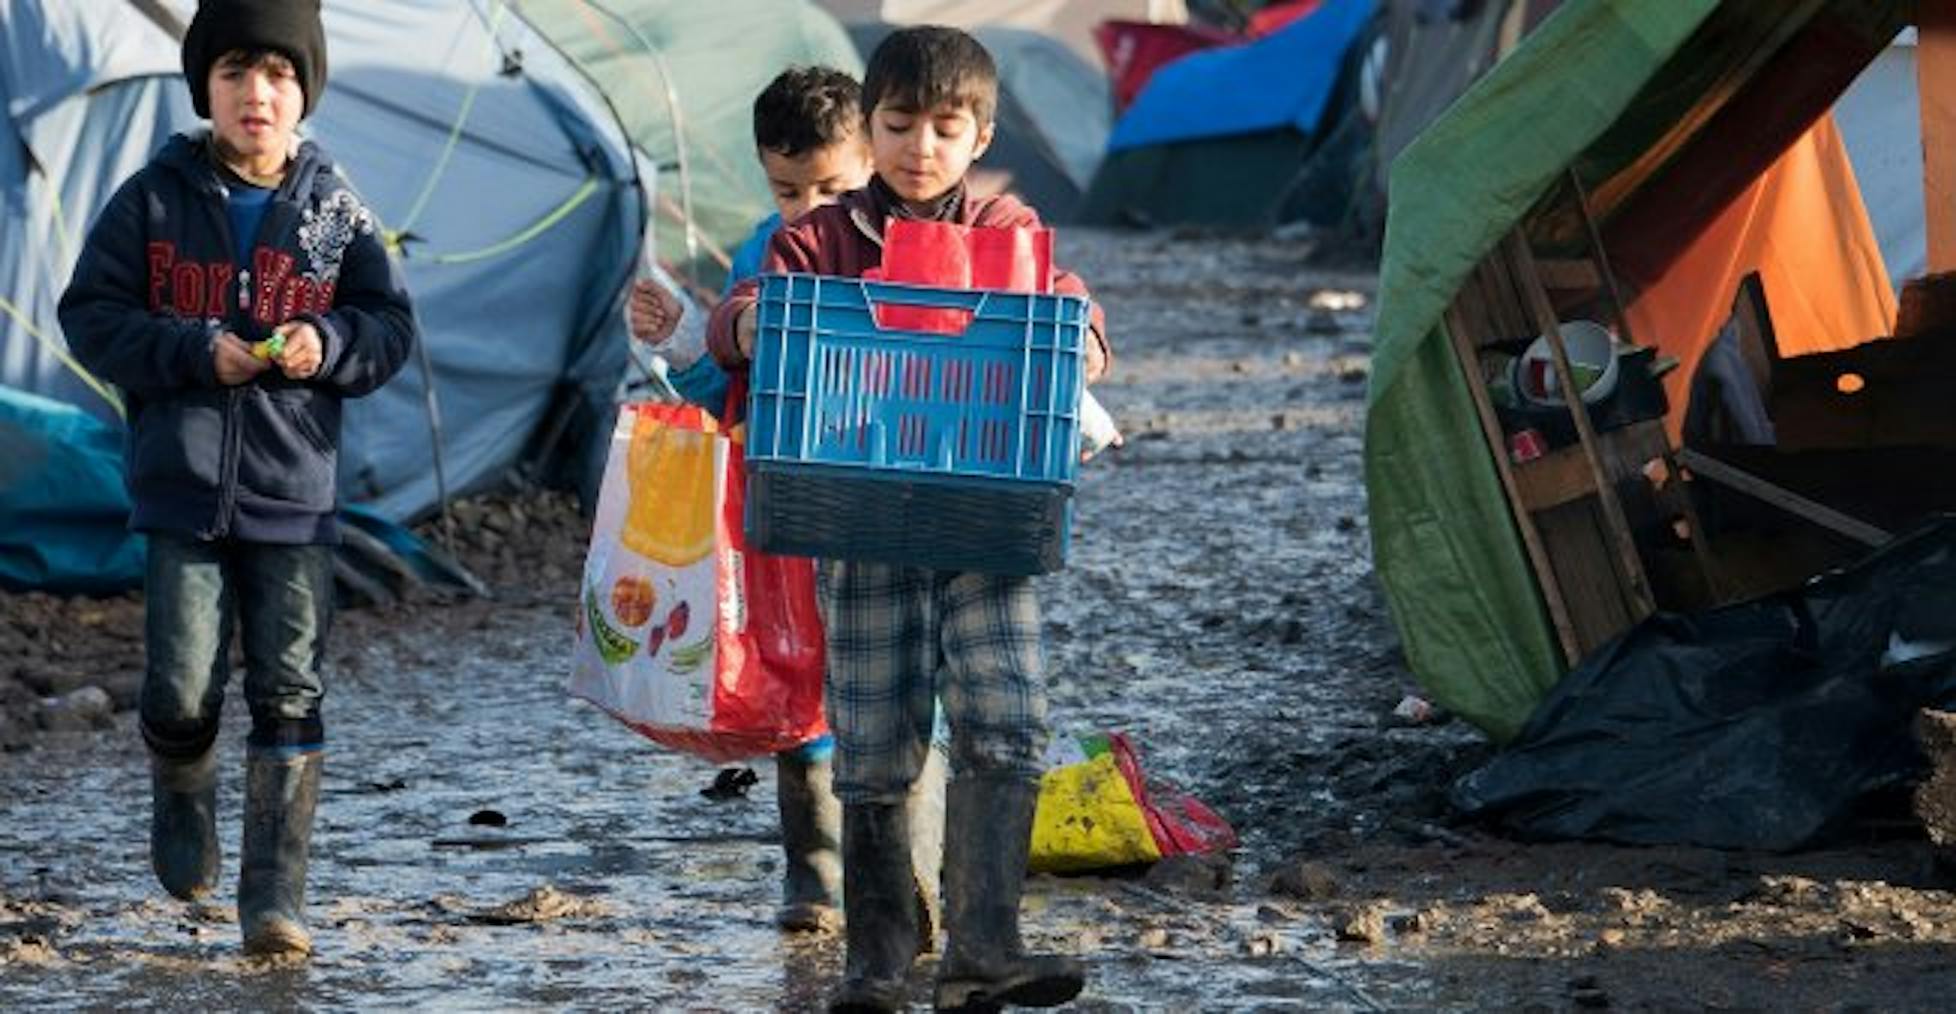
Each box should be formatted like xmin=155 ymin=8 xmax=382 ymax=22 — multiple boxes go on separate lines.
xmin=1565 ymin=171 xmax=1724 ymax=600
xmin=1534 ymin=258 xmax=1603 ymax=294
xmin=1566 ymin=170 xmax=1639 ymax=347
xmin=1443 ymin=299 xmax=1583 ymax=666
xmin=1922 ymin=2 xmax=1956 ymax=272
xmin=1504 ymin=231 xmax=1657 ymax=620
xmin=1676 ymin=449 xmax=1892 ymax=548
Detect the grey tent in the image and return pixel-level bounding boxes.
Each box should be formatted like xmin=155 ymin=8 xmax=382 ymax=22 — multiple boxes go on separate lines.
xmin=1 ymin=0 xmax=646 ymax=525
xmin=818 ymin=0 xmax=1189 ymax=68
xmin=1835 ymin=29 xmax=1925 ymax=290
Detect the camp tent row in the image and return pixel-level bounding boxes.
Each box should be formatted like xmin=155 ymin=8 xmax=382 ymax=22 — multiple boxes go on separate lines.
xmin=0 ymin=0 xmax=885 ymax=591
xmin=1365 ymin=0 xmax=1941 ymax=740
xmin=0 ymin=0 xmax=1221 ymax=594
xmin=1 ymin=0 xmax=651 ymax=586
xmin=1071 ymin=0 xmax=1555 ymax=238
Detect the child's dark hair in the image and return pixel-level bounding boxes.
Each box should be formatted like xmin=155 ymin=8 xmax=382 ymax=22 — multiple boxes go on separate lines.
xmin=215 ymin=47 xmax=294 ymax=67
xmin=752 ymin=66 xmax=863 ymax=158
xmin=861 ymin=26 xmax=998 ymax=126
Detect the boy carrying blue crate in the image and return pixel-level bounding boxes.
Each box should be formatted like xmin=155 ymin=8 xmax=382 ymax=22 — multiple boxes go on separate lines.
xmin=707 ymin=26 xmax=1110 ymax=1014
xmin=628 ymin=67 xmax=949 ymax=944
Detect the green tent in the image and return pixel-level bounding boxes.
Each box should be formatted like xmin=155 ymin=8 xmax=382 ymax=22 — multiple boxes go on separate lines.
xmin=1365 ymin=0 xmax=1908 ymax=741
xmin=520 ymin=0 xmax=863 ymax=290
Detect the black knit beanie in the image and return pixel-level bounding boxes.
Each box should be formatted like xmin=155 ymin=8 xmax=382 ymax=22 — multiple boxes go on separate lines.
xmin=182 ymin=0 xmax=328 ymax=120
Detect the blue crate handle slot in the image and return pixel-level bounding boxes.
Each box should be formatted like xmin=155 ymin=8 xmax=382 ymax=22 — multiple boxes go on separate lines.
xmin=860 ymin=279 xmax=990 ymax=312
xmin=860 ymin=279 xmax=992 ymax=339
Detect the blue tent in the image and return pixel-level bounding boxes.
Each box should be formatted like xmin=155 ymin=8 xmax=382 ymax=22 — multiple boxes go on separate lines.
xmin=0 ymin=0 xmax=648 ymax=591
xmin=1080 ymin=0 xmax=1377 ymax=228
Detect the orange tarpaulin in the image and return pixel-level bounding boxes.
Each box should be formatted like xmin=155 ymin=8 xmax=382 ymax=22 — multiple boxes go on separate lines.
xmin=1622 ymin=114 xmax=1896 ymax=440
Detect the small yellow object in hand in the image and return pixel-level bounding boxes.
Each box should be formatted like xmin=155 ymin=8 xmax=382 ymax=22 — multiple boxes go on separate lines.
xmin=250 ymin=333 xmax=286 ymax=361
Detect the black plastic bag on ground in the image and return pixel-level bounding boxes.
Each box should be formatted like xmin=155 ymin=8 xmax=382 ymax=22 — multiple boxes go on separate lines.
xmin=1452 ymin=518 xmax=1956 ymax=851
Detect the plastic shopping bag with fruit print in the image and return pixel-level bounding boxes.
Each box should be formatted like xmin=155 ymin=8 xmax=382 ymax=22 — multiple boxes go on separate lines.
xmin=569 ymin=402 xmax=827 ymax=762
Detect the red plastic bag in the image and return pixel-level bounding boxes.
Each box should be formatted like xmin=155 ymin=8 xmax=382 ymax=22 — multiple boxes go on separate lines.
xmin=1030 ymin=730 xmax=1238 ymax=873
xmin=871 ymin=219 xmax=1053 ymax=333
xmin=1108 ymin=733 xmax=1238 ymax=859
xmin=569 ymin=396 xmax=826 ymax=762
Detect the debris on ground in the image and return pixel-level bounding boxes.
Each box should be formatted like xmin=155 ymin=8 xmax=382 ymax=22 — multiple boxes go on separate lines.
xmin=467 ymin=886 xmax=609 ymax=926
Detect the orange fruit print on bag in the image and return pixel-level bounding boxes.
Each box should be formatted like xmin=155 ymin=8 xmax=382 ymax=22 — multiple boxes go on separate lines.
xmin=621 ymin=407 xmax=718 ymax=566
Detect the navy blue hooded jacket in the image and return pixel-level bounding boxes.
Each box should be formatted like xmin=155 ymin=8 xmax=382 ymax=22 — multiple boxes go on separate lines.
xmin=59 ymin=133 xmax=415 ymax=543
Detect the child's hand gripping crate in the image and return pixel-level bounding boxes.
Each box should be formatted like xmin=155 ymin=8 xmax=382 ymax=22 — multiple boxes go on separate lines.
xmin=745 ymin=273 xmax=1089 ymax=575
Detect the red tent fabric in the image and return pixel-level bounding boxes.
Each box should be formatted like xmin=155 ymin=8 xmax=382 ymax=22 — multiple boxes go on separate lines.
xmin=1094 ymin=20 xmax=1234 ymax=112
xmin=1249 ymin=0 xmax=1324 ymax=37
xmin=1095 ymin=2 xmax=1329 ymax=113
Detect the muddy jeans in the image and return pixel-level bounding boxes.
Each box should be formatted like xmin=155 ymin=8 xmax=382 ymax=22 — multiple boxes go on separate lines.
xmin=141 ymin=533 xmax=332 ymax=759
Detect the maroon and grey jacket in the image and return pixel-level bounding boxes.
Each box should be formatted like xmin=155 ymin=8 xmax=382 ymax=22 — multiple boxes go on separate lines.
xmin=707 ymin=182 xmax=1109 ymax=374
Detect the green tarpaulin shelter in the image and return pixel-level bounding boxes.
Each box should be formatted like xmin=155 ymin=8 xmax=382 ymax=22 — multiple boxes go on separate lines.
xmin=520 ymin=0 xmax=864 ymax=289
xmin=1365 ymin=0 xmax=1909 ymax=741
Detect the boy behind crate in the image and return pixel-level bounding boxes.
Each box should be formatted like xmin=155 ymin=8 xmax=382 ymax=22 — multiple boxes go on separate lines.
xmin=57 ymin=0 xmax=415 ymax=958
xmin=707 ymin=26 xmax=1111 ymax=1014
xmin=629 ymin=65 xmax=873 ymax=416
xmin=627 ymin=67 xmax=949 ymax=941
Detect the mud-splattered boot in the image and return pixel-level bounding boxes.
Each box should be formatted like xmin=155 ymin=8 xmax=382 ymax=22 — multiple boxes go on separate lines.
xmin=776 ymin=751 xmax=843 ymax=932
xmin=238 ymin=748 xmax=322 ymax=957
xmin=150 ymin=746 xmax=220 ymax=901
xmin=934 ymin=773 xmax=1084 ymax=1012
xmin=829 ymin=802 xmax=920 ymax=1013
xmin=907 ymin=744 xmax=948 ymax=954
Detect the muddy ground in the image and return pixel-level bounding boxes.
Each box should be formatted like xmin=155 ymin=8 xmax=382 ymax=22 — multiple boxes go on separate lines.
xmin=6 ymin=228 xmax=1956 ymax=1010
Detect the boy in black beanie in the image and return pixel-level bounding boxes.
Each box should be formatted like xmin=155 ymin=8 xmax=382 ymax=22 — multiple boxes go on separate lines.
xmin=59 ymin=0 xmax=414 ymax=958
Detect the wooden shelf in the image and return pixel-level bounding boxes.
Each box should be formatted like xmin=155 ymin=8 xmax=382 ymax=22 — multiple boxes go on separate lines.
xmin=1512 ymin=418 xmax=1670 ymax=513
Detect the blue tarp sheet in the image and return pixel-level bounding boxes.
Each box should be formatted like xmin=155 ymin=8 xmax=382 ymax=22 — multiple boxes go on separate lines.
xmin=0 ymin=385 xmax=143 ymax=594
xmin=1106 ymin=0 xmax=1375 ymax=152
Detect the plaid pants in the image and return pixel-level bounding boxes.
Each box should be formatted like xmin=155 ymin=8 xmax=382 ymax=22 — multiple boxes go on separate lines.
xmin=821 ymin=561 xmax=1050 ymax=804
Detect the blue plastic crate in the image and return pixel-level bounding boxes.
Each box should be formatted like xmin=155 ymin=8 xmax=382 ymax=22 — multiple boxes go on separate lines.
xmin=745 ymin=273 xmax=1089 ymax=575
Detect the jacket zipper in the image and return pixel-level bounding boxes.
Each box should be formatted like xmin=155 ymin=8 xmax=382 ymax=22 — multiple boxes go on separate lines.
xmin=206 ymin=165 xmax=296 ymax=538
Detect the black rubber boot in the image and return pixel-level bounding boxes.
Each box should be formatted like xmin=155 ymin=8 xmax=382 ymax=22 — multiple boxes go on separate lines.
xmin=908 ymin=744 xmax=948 ymax=954
xmin=776 ymin=751 xmax=843 ymax=933
xmin=150 ymin=746 xmax=220 ymax=901
xmin=238 ymin=750 xmax=322 ymax=957
xmin=934 ymin=773 xmax=1083 ymax=1012
xmin=829 ymin=802 xmax=920 ymax=1013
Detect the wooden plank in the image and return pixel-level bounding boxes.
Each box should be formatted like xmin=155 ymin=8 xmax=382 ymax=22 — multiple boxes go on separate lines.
xmin=1479 ymin=249 xmax=1532 ymax=344
xmin=1677 ymin=448 xmax=1892 ymax=548
xmin=1442 ymin=296 xmax=1583 ymax=665
xmin=1564 ymin=170 xmax=1723 ymax=600
xmin=1504 ymin=231 xmax=1657 ymax=620
xmin=1534 ymin=498 xmax=1637 ymax=655
xmin=1729 ymin=272 xmax=1778 ymax=400
xmin=1534 ymin=257 xmax=1602 ymax=294
xmin=1923 ymin=1 xmax=1956 ymax=272
xmin=1567 ymin=170 xmax=1640 ymax=348
xmin=1512 ymin=418 xmax=1667 ymax=513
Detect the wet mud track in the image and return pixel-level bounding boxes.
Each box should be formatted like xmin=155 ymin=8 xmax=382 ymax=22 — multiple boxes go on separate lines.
xmin=8 ymin=230 xmax=1956 ymax=1010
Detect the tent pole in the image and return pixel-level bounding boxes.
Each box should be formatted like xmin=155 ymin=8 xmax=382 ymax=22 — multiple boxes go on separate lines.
xmin=413 ymin=326 xmax=455 ymax=551
xmin=127 ymin=0 xmax=186 ymax=39
xmin=1504 ymin=230 xmax=1656 ymax=622
xmin=577 ymin=0 xmax=702 ymax=287
xmin=1565 ymin=170 xmax=1635 ymax=345
xmin=1921 ymin=0 xmax=1956 ymax=272
xmin=1566 ymin=169 xmax=1723 ymax=602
